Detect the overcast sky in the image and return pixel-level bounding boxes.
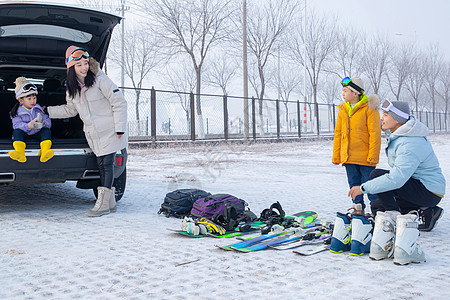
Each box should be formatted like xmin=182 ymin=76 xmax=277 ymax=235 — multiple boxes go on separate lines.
xmin=309 ymin=0 xmax=450 ymax=57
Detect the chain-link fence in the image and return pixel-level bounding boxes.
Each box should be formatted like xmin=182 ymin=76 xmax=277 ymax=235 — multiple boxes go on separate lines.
xmin=123 ymin=87 xmax=450 ymax=141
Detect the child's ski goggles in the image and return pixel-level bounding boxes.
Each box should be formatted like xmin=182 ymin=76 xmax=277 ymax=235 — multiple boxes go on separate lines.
xmin=15 ymin=83 xmax=37 ymax=99
xmin=381 ymin=99 xmax=410 ymax=119
xmin=65 ymin=48 xmax=90 ymax=65
xmin=341 ymin=77 xmax=364 ymax=94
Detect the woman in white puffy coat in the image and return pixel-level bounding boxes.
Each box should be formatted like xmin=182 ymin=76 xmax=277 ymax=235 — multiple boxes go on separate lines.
xmin=47 ymin=45 xmax=128 ymax=217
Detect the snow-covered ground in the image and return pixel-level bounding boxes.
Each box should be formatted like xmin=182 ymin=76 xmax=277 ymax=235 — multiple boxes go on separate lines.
xmin=1 ymin=135 xmax=449 ymax=299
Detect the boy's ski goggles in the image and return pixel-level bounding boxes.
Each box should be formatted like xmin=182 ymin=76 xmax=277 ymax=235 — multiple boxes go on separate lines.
xmin=381 ymin=99 xmax=410 ymax=119
xmin=65 ymin=48 xmax=90 ymax=65
xmin=15 ymin=83 xmax=37 ymax=99
xmin=341 ymin=77 xmax=364 ymax=94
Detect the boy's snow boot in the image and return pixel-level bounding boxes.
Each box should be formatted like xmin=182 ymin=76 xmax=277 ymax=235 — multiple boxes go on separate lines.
xmin=39 ymin=140 xmax=54 ymax=162
xmin=85 ymin=186 xmax=113 ymax=217
xmin=329 ymin=212 xmax=352 ymax=253
xmin=109 ymin=187 xmax=117 ymax=213
xmin=369 ymin=211 xmax=400 ymax=260
xmin=350 ymin=214 xmax=374 ymax=256
xmin=393 ymin=212 xmax=426 ymax=265
xmin=9 ymin=141 xmax=27 ymax=163
xmin=418 ymin=206 xmax=444 ymax=232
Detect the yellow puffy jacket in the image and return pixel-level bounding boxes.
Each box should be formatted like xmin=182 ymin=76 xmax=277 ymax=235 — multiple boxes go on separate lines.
xmin=332 ymin=94 xmax=381 ymax=166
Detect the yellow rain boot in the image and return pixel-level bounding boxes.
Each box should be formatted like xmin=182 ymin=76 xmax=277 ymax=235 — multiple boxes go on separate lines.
xmin=39 ymin=140 xmax=54 ymax=162
xmin=9 ymin=141 xmax=27 ymax=163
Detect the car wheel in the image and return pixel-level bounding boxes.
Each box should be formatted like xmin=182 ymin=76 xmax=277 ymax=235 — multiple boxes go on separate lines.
xmin=92 ymin=168 xmax=126 ymax=201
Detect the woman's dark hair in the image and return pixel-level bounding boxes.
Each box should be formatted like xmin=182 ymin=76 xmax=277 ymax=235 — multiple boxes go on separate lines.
xmin=66 ymin=66 xmax=96 ymax=98
xmin=9 ymin=102 xmax=20 ymax=118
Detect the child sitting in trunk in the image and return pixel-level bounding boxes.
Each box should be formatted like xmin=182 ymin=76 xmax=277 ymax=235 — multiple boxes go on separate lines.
xmin=8 ymin=77 xmax=54 ymax=163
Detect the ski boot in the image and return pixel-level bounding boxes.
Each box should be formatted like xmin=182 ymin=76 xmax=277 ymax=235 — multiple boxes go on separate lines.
xmin=369 ymin=211 xmax=400 ymax=260
xmin=350 ymin=214 xmax=374 ymax=256
xmin=182 ymin=216 xmax=201 ymax=235
xmin=393 ymin=212 xmax=426 ymax=265
xmin=329 ymin=212 xmax=352 ymax=253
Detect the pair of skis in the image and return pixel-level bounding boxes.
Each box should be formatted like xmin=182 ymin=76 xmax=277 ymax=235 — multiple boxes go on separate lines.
xmin=217 ymin=222 xmax=332 ymax=253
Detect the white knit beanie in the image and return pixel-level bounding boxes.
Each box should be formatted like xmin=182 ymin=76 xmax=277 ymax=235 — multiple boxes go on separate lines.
xmin=348 ymin=77 xmax=364 ymax=94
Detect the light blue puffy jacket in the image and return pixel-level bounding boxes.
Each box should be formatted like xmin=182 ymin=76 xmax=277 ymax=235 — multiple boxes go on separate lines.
xmin=362 ymin=116 xmax=446 ymax=196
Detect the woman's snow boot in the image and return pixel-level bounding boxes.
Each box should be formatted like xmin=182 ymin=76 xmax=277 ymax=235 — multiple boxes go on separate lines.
xmin=110 ymin=187 xmax=117 ymax=213
xmin=85 ymin=186 xmax=113 ymax=217
xmin=393 ymin=212 xmax=426 ymax=265
xmin=369 ymin=211 xmax=400 ymax=260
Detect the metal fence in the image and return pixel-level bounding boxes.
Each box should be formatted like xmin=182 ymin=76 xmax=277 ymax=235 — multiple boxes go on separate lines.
xmin=123 ymin=87 xmax=450 ymax=141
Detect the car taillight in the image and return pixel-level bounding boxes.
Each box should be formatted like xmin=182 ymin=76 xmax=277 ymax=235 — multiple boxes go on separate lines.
xmin=116 ymin=156 xmax=123 ymax=166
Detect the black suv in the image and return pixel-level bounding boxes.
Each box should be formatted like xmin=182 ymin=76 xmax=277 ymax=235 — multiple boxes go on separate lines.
xmin=0 ymin=3 xmax=127 ymax=200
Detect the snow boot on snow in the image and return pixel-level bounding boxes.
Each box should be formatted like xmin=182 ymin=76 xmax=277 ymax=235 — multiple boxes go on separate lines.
xmin=369 ymin=211 xmax=400 ymax=260
xmin=393 ymin=212 xmax=426 ymax=265
xmin=85 ymin=186 xmax=114 ymax=217
xmin=330 ymin=212 xmax=352 ymax=253
xmin=109 ymin=187 xmax=117 ymax=213
xmin=350 ymin=214 xmax=374 ymax=256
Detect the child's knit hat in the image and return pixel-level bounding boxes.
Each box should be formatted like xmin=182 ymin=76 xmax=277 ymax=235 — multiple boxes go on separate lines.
xmin=14 ymin=77 xmax=38 ymax=99
xmin=348 ymin=77 xmax=364 ymax=94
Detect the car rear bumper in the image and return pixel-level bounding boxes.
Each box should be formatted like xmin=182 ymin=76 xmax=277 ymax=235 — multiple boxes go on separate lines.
xmin=0 ymin=148 xmax=99 ymax=185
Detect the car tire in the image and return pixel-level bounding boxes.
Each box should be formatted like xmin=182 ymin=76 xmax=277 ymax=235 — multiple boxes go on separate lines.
xmin=92 ymin=167 xmax=126 ymax=201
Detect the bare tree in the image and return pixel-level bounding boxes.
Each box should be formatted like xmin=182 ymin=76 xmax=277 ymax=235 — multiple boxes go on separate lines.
xmin=244 ymin=0 xmax=299 ymax=136
xmin=328 ymin=29 xmax=363 ymax=78
xmin=269 ymin=61 xmax=301 ymax=132
xmin=162 ymin=60 xmax=196 ymax=134
xmin=436 ymin=61 xmax=450 ymax=129
xmin=138 ymin=0 xmax=234 ymax=138
xmin=424 ymin=44 xmax=443 ymax=132
xmin=288 ymin=12 xmax=337 ymax=134
xmin=360 ymin=35 xmax=391 ymax=95
xmin=109 ymin=27 xmax=160 ymax=133
xmin=204 ymin=54 xmax=239 ymax=95
xmin=386 ymin=43 xmax=414 ymax=101
xmin=404 ymin=54 xmax=426 ymax=117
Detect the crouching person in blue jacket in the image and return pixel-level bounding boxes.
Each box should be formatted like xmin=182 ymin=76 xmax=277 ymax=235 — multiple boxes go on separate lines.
xmin=348 ymin=100 xmax=445 ymax=264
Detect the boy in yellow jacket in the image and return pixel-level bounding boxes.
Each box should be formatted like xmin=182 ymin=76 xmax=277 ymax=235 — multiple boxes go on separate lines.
xmin=332 ymin=77 xmax=381 ymax=215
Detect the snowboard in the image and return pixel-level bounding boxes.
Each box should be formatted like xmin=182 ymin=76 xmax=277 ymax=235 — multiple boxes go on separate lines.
xmin=285 ymin=210 xmax=318 ymax=225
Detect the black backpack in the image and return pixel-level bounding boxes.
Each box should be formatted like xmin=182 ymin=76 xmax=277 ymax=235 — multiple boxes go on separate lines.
xmin=158 ymin=189 xmax=211 ymax=218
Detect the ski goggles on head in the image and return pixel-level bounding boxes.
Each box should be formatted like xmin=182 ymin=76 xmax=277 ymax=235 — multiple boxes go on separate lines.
xmin=341 ymin=76 xmax=364 ymax=94
xmin=65 ymin=48 xmax=90 ymax=65
xmin=381 ymin=99 xmax=410 ymax=119
xmin=15 ymin=83 xmax=37 ymax=99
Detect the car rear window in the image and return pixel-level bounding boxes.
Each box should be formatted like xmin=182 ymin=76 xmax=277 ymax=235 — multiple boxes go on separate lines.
xmin=0 ymin=24 xmax=92 ymax=43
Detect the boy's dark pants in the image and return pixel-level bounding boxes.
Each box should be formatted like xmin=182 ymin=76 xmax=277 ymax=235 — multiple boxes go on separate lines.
xmin=369 ymin=168 xmax=441 ymax=214
xmin=345 ymin=163 xmax=377 ymax=209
